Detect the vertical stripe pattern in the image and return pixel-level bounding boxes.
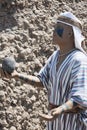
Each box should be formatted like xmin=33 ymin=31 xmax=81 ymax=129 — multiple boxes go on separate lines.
xmin=38 ymin=49 xmax=87 ymax=130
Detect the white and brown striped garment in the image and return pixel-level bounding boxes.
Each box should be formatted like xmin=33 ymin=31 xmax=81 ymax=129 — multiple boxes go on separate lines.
xmin=38 ymin=49 xmax=87 ymax=130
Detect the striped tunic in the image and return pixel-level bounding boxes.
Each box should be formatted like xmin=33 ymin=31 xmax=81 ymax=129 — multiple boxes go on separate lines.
xmin=38 ymin=49 xmax=87 ymax=130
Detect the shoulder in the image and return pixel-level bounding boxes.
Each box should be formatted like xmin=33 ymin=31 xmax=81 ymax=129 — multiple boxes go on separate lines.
xmin=46 ymin=49 xmax=59 ymax=62
xmin=73 ymin=50 xmax=87 ymax=64
xmin=71 ymin=51 xmax=87 ymax=76
xmin=51 ymin=49 xmax=59 ymax=57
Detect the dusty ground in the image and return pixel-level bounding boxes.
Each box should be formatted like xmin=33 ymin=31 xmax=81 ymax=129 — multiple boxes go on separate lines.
xmin=0 ymin=0 xmax=87 ymax=130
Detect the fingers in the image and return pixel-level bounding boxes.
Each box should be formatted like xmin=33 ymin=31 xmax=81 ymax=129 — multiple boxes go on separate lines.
xmin=50 ymin=108 xmax=57 ymax=116
xmin=1 ymin=69 xmax=5 ymax=77
xmin=4 ymin=71 xmax=11 ymax=79
xmin=39 ymin=113 xmax=54 ymax=121
xmin=0 ymin=67 xmax=18 ymax=80
xmin=50 ymin=107 xmax=62 ymax=117
xmin=1 ymin=69 xmax=11 ymax=79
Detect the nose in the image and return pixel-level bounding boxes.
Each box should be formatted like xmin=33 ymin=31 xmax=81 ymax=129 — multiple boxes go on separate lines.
xmin=53 ymin=29 xmax=56 ymax=36
xmin=53 ymin=32 xmax=55 ymax=39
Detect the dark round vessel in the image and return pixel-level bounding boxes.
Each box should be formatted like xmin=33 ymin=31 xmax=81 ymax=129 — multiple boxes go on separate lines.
xmin=2 ymin=57 xmax=16 ymax=74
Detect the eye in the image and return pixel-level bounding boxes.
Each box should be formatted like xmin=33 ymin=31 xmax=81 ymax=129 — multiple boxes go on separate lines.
xmin=55 ymin=26 xmax=64 ymax=37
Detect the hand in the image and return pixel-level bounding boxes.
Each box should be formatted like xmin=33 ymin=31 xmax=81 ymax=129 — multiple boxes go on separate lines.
xmin=11 ymin=70 xmax=19 ymax=78
xmin=0 ymin=64 xmax=19 ymax=80
xmin=0 ymin=67 xmax=11 ymax=79
xmin=39 ymin=113 xmax=54 ymax=121
xmin=50 ymin=107 xmax=62 ymax=117
xmin=39 ymin=107 xmax=62 ymax=121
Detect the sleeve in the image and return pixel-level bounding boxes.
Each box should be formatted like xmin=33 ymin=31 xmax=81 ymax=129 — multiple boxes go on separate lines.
xmin=69 ymin=60 xmax=87 ymax=108
xmin=37 ymin=53 xmax=54 ymax=90
xmin=37 ymin=51 xmax=56 ymax=90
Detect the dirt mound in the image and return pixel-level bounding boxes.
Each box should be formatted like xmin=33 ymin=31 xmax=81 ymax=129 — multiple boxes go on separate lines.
xmin=0 ymin=0 xmax=87 ymax=130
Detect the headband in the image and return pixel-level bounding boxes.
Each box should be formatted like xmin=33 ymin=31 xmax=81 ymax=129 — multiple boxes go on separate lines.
xmin=57 ymin=16 xmax=82 ymax=30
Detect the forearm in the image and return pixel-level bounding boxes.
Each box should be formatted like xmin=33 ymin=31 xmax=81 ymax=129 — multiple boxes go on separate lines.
xmin=59 ymin=100 xmax=79 ymax=113
xmin=15 ymin=73 xmax=44 ymax=88
xmin=60 ymin=100 xmax=78 ymax=112
xmin=0 ymin=64 xmax=43 ymax=88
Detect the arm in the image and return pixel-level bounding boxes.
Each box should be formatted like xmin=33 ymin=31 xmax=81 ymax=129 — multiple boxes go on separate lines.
xmin=0 ymin=65 xmax=44 ymax=88
xmin=54 ymin=100 xmax=80 ymax=114
xmin=15 ymin=73 xmax=44 ymax=88
xmin=39 ymin=100 xmax=82 ymax=121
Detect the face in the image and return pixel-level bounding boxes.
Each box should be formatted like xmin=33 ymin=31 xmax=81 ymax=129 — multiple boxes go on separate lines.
xmin=53 ymin=22 xmax=74 ymax=46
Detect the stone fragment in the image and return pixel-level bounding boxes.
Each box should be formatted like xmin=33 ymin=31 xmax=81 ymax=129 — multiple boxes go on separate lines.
xmin=10 ymin=126 xmax=17 ymax=130
xmin=0 ymin=91 xmax=5 ymax=101
xmin=23 ymin=19 xmax=29 ymax=29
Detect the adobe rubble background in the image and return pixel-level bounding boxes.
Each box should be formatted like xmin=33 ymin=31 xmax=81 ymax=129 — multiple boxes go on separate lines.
xmin=0 ymin=0 xmax=87 ymax=130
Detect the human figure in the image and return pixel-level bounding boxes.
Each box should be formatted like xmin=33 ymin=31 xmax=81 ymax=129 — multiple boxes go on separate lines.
xmin=1 ymin=12 xmax=87 ymax=130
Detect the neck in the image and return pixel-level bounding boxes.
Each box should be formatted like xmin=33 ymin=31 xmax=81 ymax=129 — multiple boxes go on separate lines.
xmin=59 ymin=43 xmax=75 ymax=56
xmin=59 ymin=48 xmax=75 ymax=56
